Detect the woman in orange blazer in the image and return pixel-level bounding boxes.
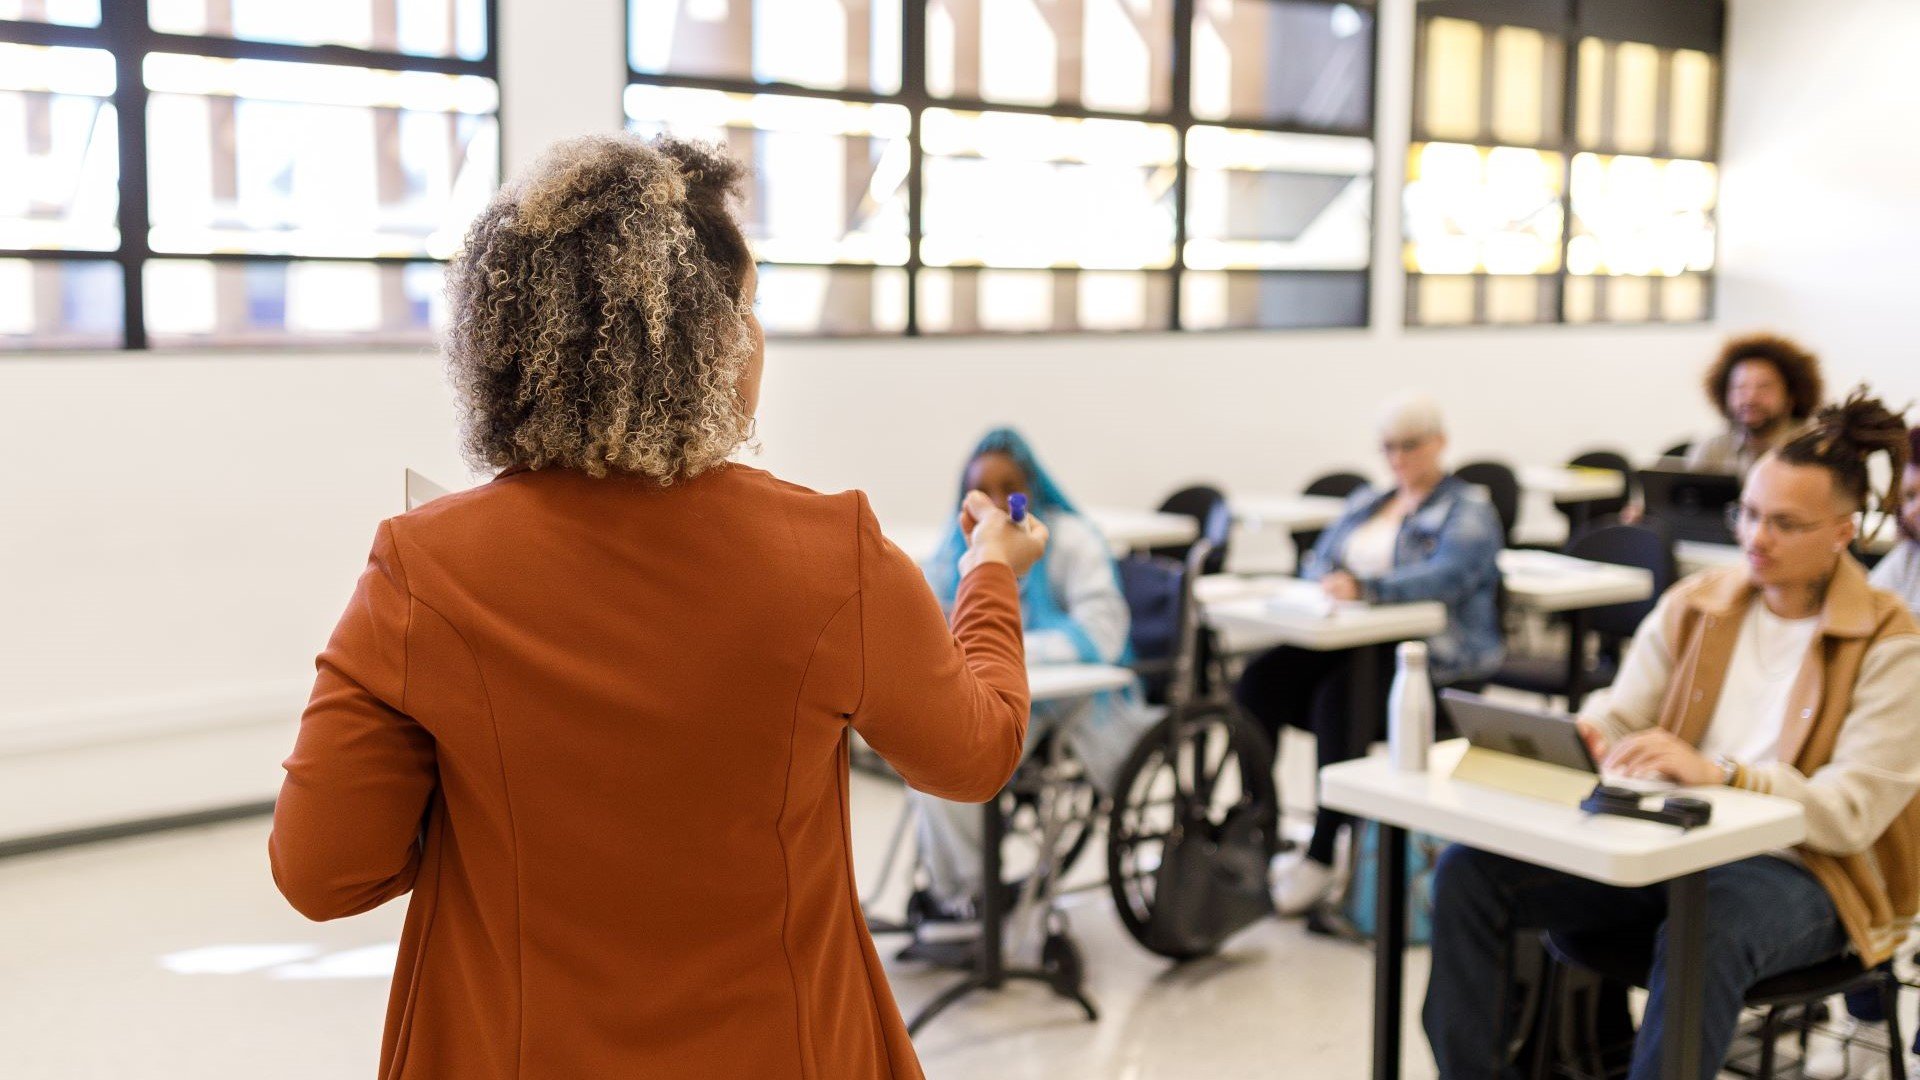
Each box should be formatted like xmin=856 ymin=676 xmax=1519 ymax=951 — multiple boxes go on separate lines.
xmin=269 ymin=135 xmax=1046 ymax=1079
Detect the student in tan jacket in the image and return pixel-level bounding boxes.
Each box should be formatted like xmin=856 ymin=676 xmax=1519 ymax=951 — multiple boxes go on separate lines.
xmin=1424 ymin=392 xmax=1920 ymax=1080
xmin=269 ymin=135 xmax=1048 ymax=1079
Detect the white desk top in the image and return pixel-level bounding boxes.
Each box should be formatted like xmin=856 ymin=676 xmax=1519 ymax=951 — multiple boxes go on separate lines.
xmin=1232 ymin=494 xmax=1350 ymax=533
xmin=1497 ymin=549 xmax=1655 ymax=613
xmin=1028 ymin=663 xmax=1135 ymax=702
xmin=1086 ymin=507 xmax=1200 ymax=552
xmin=884 ymin=508 xmax=1197 ymax=562
xmin=1201 ymin=581 xmax=1447 ymax=654
xmin=1200 ymin=553 xmax=1652 ymax=623
xmin=1320 ymin=741 xmax=1806 ymax=887
xmin=1520 ymin=466 xmax=1627 ymax=503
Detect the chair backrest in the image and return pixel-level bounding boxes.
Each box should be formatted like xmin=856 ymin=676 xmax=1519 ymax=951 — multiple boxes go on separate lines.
xmin=1292 ymin=471 xmax=1370 ymax=560
xmin=1555 ymin=449 xmax=1633 ymax=522
xmin=1303 ymin=471 xmax=1369 ymax=500
xmin=1118 ymin=539 xmax=1216 ymax=708
xmin=1566 ymin=519 xmax=1679 ymax=640
xmin=1661 ymin=440 xmax=1694 ymax=460
xmin=1455 ymin=461 xmax=1521 ymax=548
xmin=1154 ymin=484 xmax=1231 ymax=574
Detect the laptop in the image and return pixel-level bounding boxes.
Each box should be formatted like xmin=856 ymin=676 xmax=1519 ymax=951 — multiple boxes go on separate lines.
xmin=1441 ymin=690 xmax=1676 ymax=792
xmin=1441 ymin=690 xmax=1597 ymax=774
xmin=1638 ymin=464 xmax=1741 ymax=544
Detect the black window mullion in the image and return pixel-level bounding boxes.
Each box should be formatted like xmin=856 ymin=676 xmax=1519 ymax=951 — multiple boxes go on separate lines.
xmin=1554 ymin=27 xmax=1580 ymax=323
xmin=902 ymin=0 xmax=926 ymax=337
xmin=1170 ymin=0 xmax=1194 ymax=331
xmin=142 ymin=31 xmax=495 ymax=78
xmin=103 ymin=1 xmax=150 ymax=350
xmin=0 ymin=17 xmax=106 ymax=48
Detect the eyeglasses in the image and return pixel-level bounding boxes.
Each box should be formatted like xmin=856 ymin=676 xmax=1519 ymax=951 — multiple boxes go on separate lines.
xmin=1725 ymin=504 xmax=1851 ymax=537
xmin=1381 ymin=436 xmax=1429 ymax=456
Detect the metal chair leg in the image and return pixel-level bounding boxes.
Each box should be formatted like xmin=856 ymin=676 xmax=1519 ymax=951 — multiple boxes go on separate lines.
xmin=1528 ymin=954 xmax=1562 ymax=1080
xmin=1755 ymin=1007 xmax=1780 ymax=1080
xmin=1882 ymin=971 xmax=1908 ymax=1080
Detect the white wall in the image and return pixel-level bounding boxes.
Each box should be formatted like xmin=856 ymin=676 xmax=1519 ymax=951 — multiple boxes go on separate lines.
xmin=1716 ymin=0 xmax=1920 ymax=405
xmin=4 ymin=0 xmax=1864 ymax=840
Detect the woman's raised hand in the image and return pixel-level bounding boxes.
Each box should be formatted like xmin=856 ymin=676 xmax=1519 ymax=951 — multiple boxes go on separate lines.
xmin=958 ymin=489 xmax=1049 ymax=577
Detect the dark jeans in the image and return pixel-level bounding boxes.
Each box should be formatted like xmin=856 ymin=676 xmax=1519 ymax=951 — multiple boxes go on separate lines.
xmin=1232 ymin=644 xmax=1404 ymax=866
xmin=1425 ymin=846 xmax=1849 ymax=1080
xmin=1244 ymin=641 xmax=1382 ymax=860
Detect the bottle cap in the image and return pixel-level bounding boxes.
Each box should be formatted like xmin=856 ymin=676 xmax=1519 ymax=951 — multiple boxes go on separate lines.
xmin=1396 ymin=640 xmax=1428 ymax=663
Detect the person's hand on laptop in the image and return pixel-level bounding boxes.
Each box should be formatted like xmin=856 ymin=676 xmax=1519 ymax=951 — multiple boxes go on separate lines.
xmin=1601 ymin=729 xmax=1721 ymax=786
xmin=1575 ymin=720 xmax=1610 ymax=765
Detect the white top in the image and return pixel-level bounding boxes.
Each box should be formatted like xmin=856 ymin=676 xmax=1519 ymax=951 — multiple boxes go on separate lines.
xmin=1698 ymin=603 xmax=1821 ymax=765
xmin=1023 ymin=512 xmax=1133 ymax=665
xmin=1319 ymin=741 xmax=1807 ymax=887
xmin=1340 ymin=505 xmax=1403 ymax=579
xmin=1869 ymin=540 xmax=1920 ymax=617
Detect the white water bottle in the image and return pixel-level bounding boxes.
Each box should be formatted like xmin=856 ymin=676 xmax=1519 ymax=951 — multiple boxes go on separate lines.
xmin=1388 ymin=641 xmax=1434 ymax=772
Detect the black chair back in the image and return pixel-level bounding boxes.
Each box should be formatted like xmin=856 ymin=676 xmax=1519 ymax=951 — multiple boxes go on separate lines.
xmin=1566 ymin=520 xmax=1678 ymax=641
xmin=1153 ymin=484 xmax=1231 ymax=575
xmin=1291 ymin=471 xmax=1369 ymax=561
xmin=1555 ymin=450 xmax=1633 ymax=527
xmin=1455 ymin=461 xmax=1521 ymax=548
xmin=1119 ymin=537 xmax=1218 ymax=707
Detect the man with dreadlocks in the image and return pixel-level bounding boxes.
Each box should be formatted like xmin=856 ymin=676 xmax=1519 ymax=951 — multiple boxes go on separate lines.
xmin=1423 ymin=390 xmax=1920 ymax=1080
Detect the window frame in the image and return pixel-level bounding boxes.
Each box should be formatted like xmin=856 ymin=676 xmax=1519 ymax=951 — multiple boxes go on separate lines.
xmin=0 ymin=0 xmax=502 ymax=351
xmin=1404 ymin=2 xmax=1725 ymax=328
xmin=624 ymin=0 xmax=1381 ymax=337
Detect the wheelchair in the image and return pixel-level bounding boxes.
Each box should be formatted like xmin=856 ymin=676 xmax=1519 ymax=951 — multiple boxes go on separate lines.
xmin=863 ymin=538 xmax=1281 ymax=966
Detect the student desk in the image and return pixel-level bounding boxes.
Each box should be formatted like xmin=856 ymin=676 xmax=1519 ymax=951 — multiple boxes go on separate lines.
xmin=1519 ymin=465 xmax=1627 ymax=505
xmin=1498 ymin=550 xmax=1656 ymax=707
xmin=1320 ymin=742 xmax=1806 ymax=1080
xmin=1198 ymin=581 xmax=1447 ymax=786
xmin=885 ymin=508 xmax=1197 ymax=563
xmin=906 ymin=662 xmax=1136 ymax=1035
xmin=1231 ymin=493 xmax=1351 ymax=534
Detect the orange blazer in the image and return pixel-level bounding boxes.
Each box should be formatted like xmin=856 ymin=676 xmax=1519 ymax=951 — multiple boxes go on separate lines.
xmin=270 ymin=464 xmax=1030 ymax=1079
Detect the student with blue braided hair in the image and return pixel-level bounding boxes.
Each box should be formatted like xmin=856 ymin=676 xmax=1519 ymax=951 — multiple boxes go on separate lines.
xmin=910 ymin=428 xmax=1159 ymax=942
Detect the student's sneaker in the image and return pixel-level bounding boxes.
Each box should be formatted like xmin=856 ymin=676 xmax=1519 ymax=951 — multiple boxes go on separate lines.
xmin=1864 ymin=1052 xmax=1920 ymax=1080
xmin=905 ymin=888 xmax=981 ymax=945
xmin=1271 ymin=855 xmax=1337 ymax=917
xmin=1803 ymin=1018 xmax=1886 ymax=1080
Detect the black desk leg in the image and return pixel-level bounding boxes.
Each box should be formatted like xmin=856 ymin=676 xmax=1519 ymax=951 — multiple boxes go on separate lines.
xmin=1564 ymin=609 xmax=1588 ymax=713
xmin=1373 ymin=822 xmax=1409 ymax=1080
xmin=979 ymin=789 xmax=1007 ymax=987
xmin=906 ymin=793 xmax=1098 ymax=1036
xmin=1663 ymin=871 xmax=1708 ymax=1080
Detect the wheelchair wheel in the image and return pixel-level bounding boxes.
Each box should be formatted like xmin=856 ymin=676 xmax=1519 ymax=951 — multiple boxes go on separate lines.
xmin=1105 ymin=700 xmax=1279 ymax=960
xmin=1001 ymin=756 xmax=1100 ymax=895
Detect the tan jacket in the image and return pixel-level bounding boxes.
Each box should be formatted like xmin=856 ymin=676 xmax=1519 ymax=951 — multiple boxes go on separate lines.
xmin=1582 ymin=558 xmax=1920 ymax=963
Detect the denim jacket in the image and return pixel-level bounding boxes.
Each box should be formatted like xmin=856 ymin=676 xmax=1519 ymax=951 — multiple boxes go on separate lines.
xmin=1301 ymin=474 xmax=1505 ymax=685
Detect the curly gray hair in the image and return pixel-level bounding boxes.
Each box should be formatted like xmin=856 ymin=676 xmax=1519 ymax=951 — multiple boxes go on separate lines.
xmin=445 ymin=134 xmax=756 ymax=482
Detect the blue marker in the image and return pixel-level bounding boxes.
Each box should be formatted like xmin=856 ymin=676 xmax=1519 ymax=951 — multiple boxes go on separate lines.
xmin=1008 ymin=493 xmax=1028 ymax=524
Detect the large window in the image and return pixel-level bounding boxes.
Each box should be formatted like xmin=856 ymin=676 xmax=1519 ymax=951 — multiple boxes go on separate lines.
xmin=626 ymin=0 xmax=1378 ymax=336
xmin=0 ymin=1 xmax=498 ymax=351
xmin=1404 ymin=0 xmax=1720 ymax=326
